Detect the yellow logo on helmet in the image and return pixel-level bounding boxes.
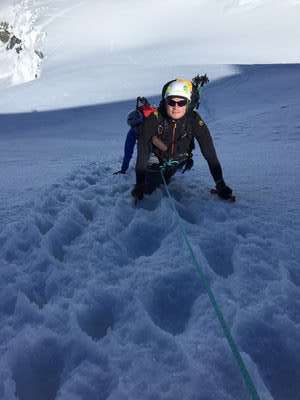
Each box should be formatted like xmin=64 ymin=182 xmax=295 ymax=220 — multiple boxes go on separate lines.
xmin=176 ymin=78 xmax=193 ymax=95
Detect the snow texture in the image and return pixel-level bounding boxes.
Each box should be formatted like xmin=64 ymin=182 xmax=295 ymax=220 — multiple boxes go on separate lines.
xmin=0 ymin=1 xmax=299 ymax=400
xmin=0 ymin=63 xmax=299 ymax=400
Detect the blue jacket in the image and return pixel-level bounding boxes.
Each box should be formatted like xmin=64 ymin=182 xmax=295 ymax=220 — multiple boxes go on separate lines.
xmin=121 ymin=127 xmax=138 ymax=173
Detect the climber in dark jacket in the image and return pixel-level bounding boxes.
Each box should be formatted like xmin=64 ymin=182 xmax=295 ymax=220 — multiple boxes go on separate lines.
xmin=132 ymin=78 xmax=233 ymax=201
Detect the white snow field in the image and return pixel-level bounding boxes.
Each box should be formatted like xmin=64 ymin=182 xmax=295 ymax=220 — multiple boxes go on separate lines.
xmin=0 ymin=0 xmax=300 ymax=400
xmin=1 ymin=0 xmax=300 ymax=92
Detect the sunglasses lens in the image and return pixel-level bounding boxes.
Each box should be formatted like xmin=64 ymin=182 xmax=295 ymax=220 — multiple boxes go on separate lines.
xmin=167 ymin=99 xmax=187 ymax=107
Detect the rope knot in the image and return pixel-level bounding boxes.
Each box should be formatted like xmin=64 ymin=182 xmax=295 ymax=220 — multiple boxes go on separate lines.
xmin=160 ymin=160 xmax=179 ymax=172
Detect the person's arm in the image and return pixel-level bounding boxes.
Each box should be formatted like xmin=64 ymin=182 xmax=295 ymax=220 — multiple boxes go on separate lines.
xmin=193 ymin=113 xmax=233 ymax=198
xmin=135 ymin=114 xmax=158 ymax=184
xmin=114 ymin=127 xmax=138 ymax=174
xmin=121 ymin=127 xmax=137 ymax=173
xmin=193 ymin=114 xmax=223 ymax=182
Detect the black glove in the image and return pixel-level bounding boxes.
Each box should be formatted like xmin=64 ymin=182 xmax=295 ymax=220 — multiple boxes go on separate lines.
xmin=113 ymin=170 xmax=126 ymax=175
xmin=182 ymin=158 xmax=193 ymax=173
xmin=131 ymin=184 xmax=145 ymax=201
xmin=216 ymin=180 xmax=233 ymax=200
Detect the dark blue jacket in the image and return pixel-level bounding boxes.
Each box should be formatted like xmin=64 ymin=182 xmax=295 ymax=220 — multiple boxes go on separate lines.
xmin=121 ymin=127 xmax=138 ymax=172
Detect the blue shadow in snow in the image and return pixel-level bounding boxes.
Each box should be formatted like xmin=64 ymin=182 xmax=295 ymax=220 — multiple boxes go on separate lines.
xmin=0 ymin=96 xmax=161 ymax=140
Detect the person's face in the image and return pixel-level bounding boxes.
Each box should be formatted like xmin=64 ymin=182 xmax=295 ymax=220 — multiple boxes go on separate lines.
xmin=165 ymin=97 xmax=188 ymax=120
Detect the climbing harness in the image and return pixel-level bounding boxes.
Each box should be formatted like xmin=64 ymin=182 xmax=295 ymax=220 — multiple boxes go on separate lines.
xmin=160 ymin=160 xmax=179 ymax=169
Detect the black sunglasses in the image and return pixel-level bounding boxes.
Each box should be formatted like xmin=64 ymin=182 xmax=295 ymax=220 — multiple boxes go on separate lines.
xmin=166 ymin=98 xmax=188 ymax=107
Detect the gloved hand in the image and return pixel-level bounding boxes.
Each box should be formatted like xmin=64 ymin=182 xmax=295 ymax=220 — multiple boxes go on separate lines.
xmin=131 ymin=184 xmax=145 ymax=201
xmin=182 ymin=158 xmax=193 ymax=173
xmin=216 ymin=180 xmax=233 ymax=200
xmin=113 ymin=170 xmax=126 ymax=175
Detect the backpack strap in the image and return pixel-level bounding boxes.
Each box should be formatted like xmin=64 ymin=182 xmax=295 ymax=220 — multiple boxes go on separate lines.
xmin=179 ymin=112 xmax=196 ymax=157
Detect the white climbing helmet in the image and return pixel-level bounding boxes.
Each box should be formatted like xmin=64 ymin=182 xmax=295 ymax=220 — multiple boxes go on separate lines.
xmin=164 ymin=78 xmax=193 ymax=101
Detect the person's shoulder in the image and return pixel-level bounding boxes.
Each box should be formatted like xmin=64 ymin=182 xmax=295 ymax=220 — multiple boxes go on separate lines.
xmin=143 ymin=110 xmax=161 ymax=126
xmin=137 ymin=110 xmax=160 ymax=139
xmin=188 ymin=110 xmax=205 ymax=128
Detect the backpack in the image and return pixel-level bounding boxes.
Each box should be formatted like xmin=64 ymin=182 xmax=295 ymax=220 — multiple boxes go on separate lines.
xmin=127 ymin=97 xmax=157 ymax=128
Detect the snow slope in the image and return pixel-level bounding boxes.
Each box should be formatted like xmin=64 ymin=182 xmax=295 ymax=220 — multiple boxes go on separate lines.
xmin=0 ymin=1 xmax=300 ymax=400
xmin=0 ymin=64 xmax=299 ymax=400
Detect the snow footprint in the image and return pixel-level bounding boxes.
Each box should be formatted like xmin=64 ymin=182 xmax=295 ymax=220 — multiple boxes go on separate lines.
xmin=123 ymin=220 xmax=165 ymax=258
xmin=45 ymin=198 xmax=96 ymax=262
xmin=76 ymin=290 xmax=122 ymax=341
xmin=46 ymin=213 xmax=85 ymax=262
xmin=9 ymin=335 xmax=64 ymax=400
xmin=114 ymin=202 xmax=172 ymax=260
xmin=236 ymin=315 xmax=300 ymax=400
xmin=85 ymin=175 xmax=97 ymax=186
xmin=200 ymin=230 xmax=237 ymax=278
xmin=57 ymin=360 xmax=117 ymax=400
xmin=142 ymin=270 xmax=203 ymax=335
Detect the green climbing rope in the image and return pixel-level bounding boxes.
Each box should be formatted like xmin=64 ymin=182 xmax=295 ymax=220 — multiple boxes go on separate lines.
xmin=159 ymin=166 xmax=261 ymax=400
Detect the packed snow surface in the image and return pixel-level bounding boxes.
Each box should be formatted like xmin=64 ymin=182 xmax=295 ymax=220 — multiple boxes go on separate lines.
xmin=0 ymin=63 xmax=299 ymax=400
